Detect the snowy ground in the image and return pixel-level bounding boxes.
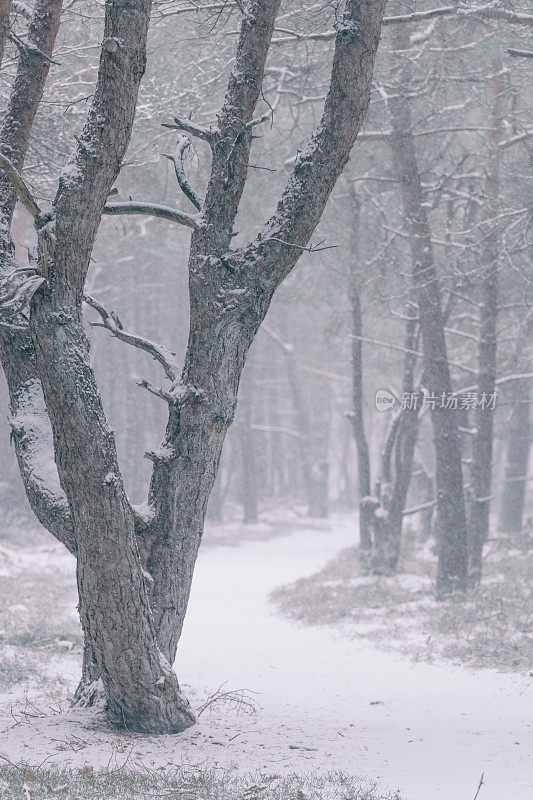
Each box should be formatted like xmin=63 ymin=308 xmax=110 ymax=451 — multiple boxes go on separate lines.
xmin=0 ymin=517 xmax=531 ymax=799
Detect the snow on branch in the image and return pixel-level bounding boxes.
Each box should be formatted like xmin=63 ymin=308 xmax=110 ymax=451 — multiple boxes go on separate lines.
xmin=102 ymin=201 xmax=199 ymax=229
xmin=83 ymin=294 xmax=180 ymax=382
xmin=163 ymin=135 xmax=203 ymax=211
xmin=0 ymin=267 xmax=45 ymax=320
xmin=158 ymin=2 xmax=241 ymax=19
xmin=0 ymin=152 xmax=41 ymax=218
xmin=162 ymin=115 xmax=217 ymax=143
xmin=271 ymin=4 xmax=533 ymax=44
xmin=12 ymin=1 xmax=33 ymax=20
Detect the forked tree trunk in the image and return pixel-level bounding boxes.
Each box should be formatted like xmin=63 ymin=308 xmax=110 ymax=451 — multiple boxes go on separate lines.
xmin=1 ymin=0 xmax=388 ymax=732
xmin=498 ymin=381 xmax=530 ymax=533
xmin=347 ymin=189 xmax=419 ymax=573
xmin=388 ymin=27 xmax=468 ymax=596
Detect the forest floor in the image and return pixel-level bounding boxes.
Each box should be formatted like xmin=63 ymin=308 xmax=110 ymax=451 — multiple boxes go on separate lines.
xmin=272 ymin=523 xmax=532 ymax=672
xmin=0 ymin=513 xmax=531 ymax=800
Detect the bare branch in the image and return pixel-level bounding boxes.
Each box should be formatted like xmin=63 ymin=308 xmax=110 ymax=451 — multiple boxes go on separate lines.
xmin=507 ymin=47 xmax=533 ymax=58
xmin=473 ymin=773 xmax=485 ymax=800
xmin=102 ymin=201 xmax=198 ymax=229
xmin=0 ymin=267 xmax=45 ymax=317
xmin=162 ymin=115 xmax=217 ymax=143
xmin=350 ymin=335 xmax=477 ymax=375
xmin=137 ymin=377 xmax=174 ymax=404
xmin=162 ymin=135 xmax=203 ymax=211
xmin=498 ymin=129 xmax=533 ymax=148
xmin=12 ymin=1 xmax=31 ymax=21
xmin=84 ymin=294 xmax=179 ymax=381
xmin=158 ymin=2 xmax=239 ymax=19
xmin=271 ymin=4 xmax=533 ymax=45
xmin=403 ymin=498 xmax=437 ymax=516
xmin=0 ymin=319 xmax=28 ymax=332
xmin=0 ymin=152 xmax=41 ymax=218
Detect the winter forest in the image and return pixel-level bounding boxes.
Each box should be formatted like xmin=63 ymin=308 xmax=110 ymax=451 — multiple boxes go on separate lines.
xmin=0 ymin=1 xmax=531 ymax=798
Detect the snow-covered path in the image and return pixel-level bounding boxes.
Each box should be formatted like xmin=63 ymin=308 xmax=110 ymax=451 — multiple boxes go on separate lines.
xmin=178 ymin=518 xmax=532 ymax=800
xmin=1 ymin=520 xmax=531 ymax=799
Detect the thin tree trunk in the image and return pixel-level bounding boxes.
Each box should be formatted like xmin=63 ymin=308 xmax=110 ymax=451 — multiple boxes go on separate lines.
xmin=239 ymin=378 xmax=259 ymax=524
xmin=263 ymin=325 xmax=322 ymax=517
xmin=347 ymin=192 xmax=373 ymax=562
xmin=388 ymin=28 xmax=468 ymax=596
xmin=0 ymin=0 xmax=10 ymax=68
xmin=498 ymin=381 xmax=530 ymax=532
xmin=469 ymin=59 xmax=502 ymax=585
xmin=373 ymin=305 xmax=419 ymax=574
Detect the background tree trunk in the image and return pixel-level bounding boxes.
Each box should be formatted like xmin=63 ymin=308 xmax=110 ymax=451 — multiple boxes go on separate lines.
xmin=373 ymin=305 xmax=419 ymax=574
xmin=388 ymin=26 xmax=468 ymax=596
xmin=469 ymin=58 xmax=503 ymax=585
xmin=239 ymin=377 xmax=259 ymax=524
xmin=347 ymin=193 xmax=373 ymax=563
xmin=498 ymin=381 xmax=530 ymax=533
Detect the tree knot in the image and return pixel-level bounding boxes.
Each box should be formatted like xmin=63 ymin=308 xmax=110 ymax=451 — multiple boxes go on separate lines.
xmin=335 ymin=19 xmax=362 ymax=44
xmin=170 ymin=382 xmax=206 ymax=407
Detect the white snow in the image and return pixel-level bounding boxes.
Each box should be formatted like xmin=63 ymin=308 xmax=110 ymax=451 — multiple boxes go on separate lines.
xmin=0 ymin=518 xmax=531 ymax=800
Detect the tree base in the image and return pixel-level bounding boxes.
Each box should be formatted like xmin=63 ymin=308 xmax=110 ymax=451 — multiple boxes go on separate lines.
xmin=73 ymin=677 xmax=107 ymax=711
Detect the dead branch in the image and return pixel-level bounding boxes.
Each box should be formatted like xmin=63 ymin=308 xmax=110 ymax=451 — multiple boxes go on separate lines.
xmin=162 ymin=115 xmax=217 ymax=143
xmin=0 ymin=152 xmax=41 ymax=218
xmin=197 ymin=683 xmax=259 ymax=718
xmin=84 ymin=294 xmax=179 ymax=381
xmin=473 ymin=772 xmax=485 ymax=800
xmin=162 ymin=135 xmax=203 ymax=211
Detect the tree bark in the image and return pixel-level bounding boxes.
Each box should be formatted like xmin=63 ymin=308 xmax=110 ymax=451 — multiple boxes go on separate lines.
xmin=27 ymin=0 xmax=195 ymax=733
xmin=0 ymin=0 xmax=11 ymax=68
xmin=0 ymin=0 xmax=68 ymax=545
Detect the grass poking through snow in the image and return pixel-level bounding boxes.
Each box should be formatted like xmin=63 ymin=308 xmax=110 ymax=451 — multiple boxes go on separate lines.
xmin=0 ymin=763 xmax=402 ymax=800
xmin=0 ymin=540 xmax=81 ymax=695
xmin=271 ymin=527 xmax=533 ymax=672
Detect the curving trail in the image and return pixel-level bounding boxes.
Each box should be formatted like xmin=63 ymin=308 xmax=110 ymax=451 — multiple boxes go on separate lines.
xmin=0 ymin=518 xmax=530 ymax=800
xmin=179 ymin=518 xmax=531 ymax=799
